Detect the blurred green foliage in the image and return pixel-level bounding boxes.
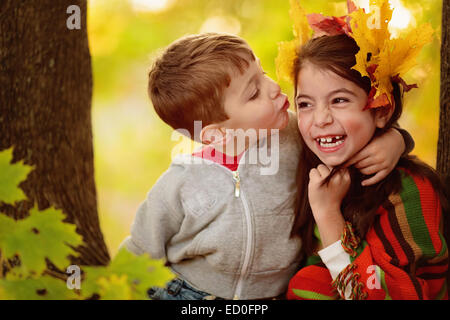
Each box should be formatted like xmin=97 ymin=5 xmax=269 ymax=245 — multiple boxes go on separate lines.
xmin=0 ymin=148 xmax=173 ymax=300
xmin=88 ymin=0 xmax=443 ymax=255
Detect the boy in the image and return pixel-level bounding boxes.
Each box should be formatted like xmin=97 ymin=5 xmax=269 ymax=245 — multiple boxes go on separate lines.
xmin=120 ymin=33 xmax=410 ymax=300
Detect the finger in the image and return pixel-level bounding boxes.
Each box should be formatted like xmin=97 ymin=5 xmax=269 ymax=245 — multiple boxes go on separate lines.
xmin=359 ymin=164 xmax=384 ymax=176
xmin=334 ymin=168 xmax=350 ymax=183
xmin=353 ymin=156 xmax=379 ymax=169
xmin=361 ymin=169 xmax=388 ymax=186
xmin=338 ymin=167 xmax=350 ymax=177
xmin=316 ymin=164 xmax=330 ymax=178
xmin=343 ymin=150 xmax=371 ymax=167
xmin=309 ymin=168 xmax=320 ymax=180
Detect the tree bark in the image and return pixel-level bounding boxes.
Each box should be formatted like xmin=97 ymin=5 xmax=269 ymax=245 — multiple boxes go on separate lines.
xmin=438 ymin=0 xmax=450 ymax=289
xmin=0 ymin=1 xmax=110 ymax=266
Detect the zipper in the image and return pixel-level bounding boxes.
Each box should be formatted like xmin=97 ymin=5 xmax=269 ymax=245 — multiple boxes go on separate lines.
xmin=229 ymin=170 xmax=254 ymax=298
xmin=233 ymin=188 xmax=253 ymax=299
xmin=232 ymin=171 xmax=241 ymax=198
xmin=183 ymin=153 xmax=254 ymax=299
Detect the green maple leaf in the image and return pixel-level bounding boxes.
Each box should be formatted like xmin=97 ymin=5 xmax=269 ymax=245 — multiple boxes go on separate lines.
xmin=0 ymin=148 xmax=33 ymax=205
xmin=0 ymin=275 xmax=80 ymax=300
xmin=81 ymin=248 xmax=174 ymax=300
xmin=0 ymin=205 xmax=83 ymax=276
xmin=97 ymin=274 xmax=132 ymax=300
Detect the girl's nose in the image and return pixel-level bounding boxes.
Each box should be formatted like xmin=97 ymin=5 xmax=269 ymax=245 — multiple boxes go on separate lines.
xmin=313 ymin=105 xmax=333 ymax=127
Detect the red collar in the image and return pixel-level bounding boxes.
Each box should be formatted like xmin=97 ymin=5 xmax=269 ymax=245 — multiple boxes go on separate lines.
xmin=192 ymin=146 xmax=244 ymax=172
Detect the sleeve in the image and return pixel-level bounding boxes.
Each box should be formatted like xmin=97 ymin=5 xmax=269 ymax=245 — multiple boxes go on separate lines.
xmin=393 ymin=125 xmax=415 ymax=156
xmin=318 ymin=240 xmax=352 ymax=299
xmin=118 ymin=165 xmax=185 ymax=259
xmin=332 ymin=173 xmax=448 ymax=300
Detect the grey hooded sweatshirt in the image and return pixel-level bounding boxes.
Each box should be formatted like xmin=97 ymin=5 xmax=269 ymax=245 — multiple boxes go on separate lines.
xmin=120 ymin=112 xmax=303 ymax=299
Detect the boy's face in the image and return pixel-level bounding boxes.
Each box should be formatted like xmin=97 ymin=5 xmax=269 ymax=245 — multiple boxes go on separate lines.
xmin=221 ymin=56 xmax=290 ymax=135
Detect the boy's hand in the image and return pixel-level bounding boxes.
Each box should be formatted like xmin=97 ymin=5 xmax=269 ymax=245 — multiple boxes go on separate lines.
xmin=308 ymin=165 xmax=349 ymax=247
xmin=345 ymin=128 xmax=405 ymax=186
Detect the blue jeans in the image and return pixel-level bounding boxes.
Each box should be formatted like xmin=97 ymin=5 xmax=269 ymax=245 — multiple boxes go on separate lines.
xmin=147 ymin=278 xmax=223 ymax=300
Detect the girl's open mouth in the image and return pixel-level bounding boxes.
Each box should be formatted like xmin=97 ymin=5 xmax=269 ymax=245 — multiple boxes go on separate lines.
xmin=315 ymin=135 xmax=346 ymax=153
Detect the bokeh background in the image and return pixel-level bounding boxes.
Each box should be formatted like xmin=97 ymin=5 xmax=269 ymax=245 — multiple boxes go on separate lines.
xmin=87 ymin=0 xmax=443 ymax=256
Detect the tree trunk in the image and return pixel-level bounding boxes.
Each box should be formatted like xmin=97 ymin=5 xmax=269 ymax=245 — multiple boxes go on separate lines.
xmin=438 ymin=0 xmax=450 ymax=289
xmin=0 ymin=0 xmax=110 ymax=266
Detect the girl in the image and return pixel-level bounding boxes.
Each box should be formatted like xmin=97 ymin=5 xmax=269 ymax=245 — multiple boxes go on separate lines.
xmin=282 ymin=7 xmax=448 ymax=299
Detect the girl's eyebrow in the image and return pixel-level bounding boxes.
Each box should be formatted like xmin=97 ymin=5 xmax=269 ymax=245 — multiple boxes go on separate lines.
xmin=327 ymin=88 xmax=357 ymax=97
xmin=296 ymin=88 xmax=357 ymax=101
xmin=296 ymin=93 xmax=314 ymax=100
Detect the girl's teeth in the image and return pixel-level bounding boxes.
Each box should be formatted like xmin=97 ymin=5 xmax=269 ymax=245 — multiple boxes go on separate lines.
xmin=319 ymin=140 xmax=344 ymax=148
xmin=316 ymin=136 xmax=345 ymax=148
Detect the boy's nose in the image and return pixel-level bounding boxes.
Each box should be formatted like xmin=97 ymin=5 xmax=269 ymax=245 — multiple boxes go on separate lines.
xmin=313 ymin=106 xmax=333 ymax=127
xmin=269 ymin=78 xmax=281 ymax=100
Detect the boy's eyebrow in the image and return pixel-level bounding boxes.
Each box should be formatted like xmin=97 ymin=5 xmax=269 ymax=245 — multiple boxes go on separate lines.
xmin=240 ymin=59 xmax=261 ymax=98
xmin=241 ymin=74 xmax=258 ymax=98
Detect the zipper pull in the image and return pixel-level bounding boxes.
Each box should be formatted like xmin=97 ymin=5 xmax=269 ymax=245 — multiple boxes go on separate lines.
xmin=232 ymin=171 xmax=240 ymax=198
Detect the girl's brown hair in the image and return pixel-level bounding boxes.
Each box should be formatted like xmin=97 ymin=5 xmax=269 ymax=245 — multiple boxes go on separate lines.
xmin=291 ymin=34 xmax=448 ymax=261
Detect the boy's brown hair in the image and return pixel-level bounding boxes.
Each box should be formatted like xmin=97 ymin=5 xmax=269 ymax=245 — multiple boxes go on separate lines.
xmin=148 ymin=33 xmax=255 ymax=141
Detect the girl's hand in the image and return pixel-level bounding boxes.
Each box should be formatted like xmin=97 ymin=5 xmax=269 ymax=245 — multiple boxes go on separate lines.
xmin=345 ymin=128 xmax=405 ymax=186
xmin=308 ymin=165 xmax=350 ymax=247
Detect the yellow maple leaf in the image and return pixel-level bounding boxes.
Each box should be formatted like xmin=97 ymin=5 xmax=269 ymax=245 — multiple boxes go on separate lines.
xmin=349 ymin=0 xmax=393 ymax=79
xmin=275 ymin=0 xmax=311 ymax=83
xmin=275 ymin=40 xmax=299 ymax=83
xmin=350 ymin=0 xmax=433 ymax=107
xmin=290 ymin=0 xmax=311 ymax=43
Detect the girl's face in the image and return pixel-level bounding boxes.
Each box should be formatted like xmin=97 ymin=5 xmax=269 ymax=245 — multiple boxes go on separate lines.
xmin=296 ymin=62 xmax=383 ymax=168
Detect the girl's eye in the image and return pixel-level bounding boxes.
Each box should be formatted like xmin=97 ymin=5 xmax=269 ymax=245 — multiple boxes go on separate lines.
xmin=297 ymin=101 xmax=312 ymax=109
xmin=333 ymin=97 xmax=349 ymax=104
xmin=250 ymin=89 xmax=260 ymax=100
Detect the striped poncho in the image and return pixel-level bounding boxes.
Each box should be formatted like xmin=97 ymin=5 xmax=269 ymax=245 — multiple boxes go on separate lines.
xmin=287 ymin=169 xmax=448 ymax=300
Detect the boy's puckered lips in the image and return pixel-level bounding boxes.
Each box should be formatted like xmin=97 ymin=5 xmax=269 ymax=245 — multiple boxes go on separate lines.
xmin=280 ymin=95 xmax=290 ymax=111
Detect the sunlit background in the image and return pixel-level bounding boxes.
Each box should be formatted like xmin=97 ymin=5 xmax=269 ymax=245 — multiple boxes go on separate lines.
xmin=87 ymin=0 xmax=443 ymax=257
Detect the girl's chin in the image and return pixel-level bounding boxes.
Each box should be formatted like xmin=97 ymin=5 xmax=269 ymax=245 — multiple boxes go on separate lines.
xmin=316 ymin=151 xmax=350 ymax=168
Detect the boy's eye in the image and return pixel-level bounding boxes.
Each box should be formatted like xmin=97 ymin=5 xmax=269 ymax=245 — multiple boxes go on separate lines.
xmin=249 ymin=89 xmax=259 ymax=100
xmin=332 ymin=97 xmax=349 ymax=104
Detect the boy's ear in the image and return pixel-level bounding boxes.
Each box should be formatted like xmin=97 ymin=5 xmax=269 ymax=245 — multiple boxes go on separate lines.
xmin=200 ymin=124 xmax=230 ymax=146
xmin=374 ymin=105 xmax=395 ymax=129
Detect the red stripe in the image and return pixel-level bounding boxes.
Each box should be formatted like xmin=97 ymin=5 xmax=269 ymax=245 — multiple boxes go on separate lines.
xmin=416 ymin=264 xmax=448 ymax=277
xmin=378 ymin=205 xmax=408 ymax=266
xmin=288 ymin=265 xmax=334 ymax=300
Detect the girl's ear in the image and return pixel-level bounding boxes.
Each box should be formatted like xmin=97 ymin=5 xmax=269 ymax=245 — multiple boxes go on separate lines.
xmin=199 ymin=124 xmax=231 ymax=146
xmin=374 ymin=105 xmax=395 ymax=129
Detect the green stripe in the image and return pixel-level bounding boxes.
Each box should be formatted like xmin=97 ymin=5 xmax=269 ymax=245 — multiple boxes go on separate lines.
xmin=349 ymin=240 xmax=368 ymax=263
xmin=378 ymin=267 xmax=392 ymax=300
xmin=304 ymin=254 xmax=321 ymax=267
xmin=292 ymin=289 xmax=334 ymax=300
xmin=399 ymin=173 xmax=436 ymax=258
xmin=437 ymin=231 xmax=448 ymax=258
xmin=436 ymin=281 xmax=447 ymax=300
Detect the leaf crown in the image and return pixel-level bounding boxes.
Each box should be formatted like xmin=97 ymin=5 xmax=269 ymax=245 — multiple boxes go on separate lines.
xmin=275 ymin=0 xmax=434 ymax=109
